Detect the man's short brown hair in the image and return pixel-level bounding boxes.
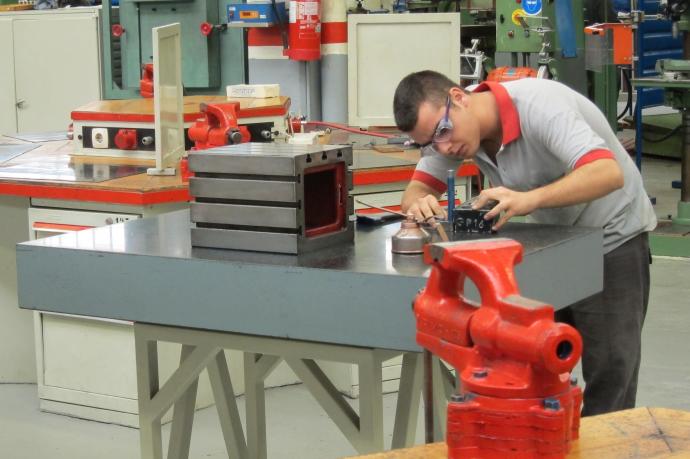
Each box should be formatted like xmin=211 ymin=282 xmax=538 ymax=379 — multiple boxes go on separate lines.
xmin=393 ymin=70 xmax=460 ymax=132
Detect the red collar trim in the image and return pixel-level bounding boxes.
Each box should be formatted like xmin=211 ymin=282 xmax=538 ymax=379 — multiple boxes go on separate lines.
xmin=471 ymin=81 xmax=521 ymax=145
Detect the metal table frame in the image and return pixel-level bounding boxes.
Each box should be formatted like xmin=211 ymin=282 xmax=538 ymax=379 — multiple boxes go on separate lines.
xmin=135 ymin=323 xmax=454 ymax=459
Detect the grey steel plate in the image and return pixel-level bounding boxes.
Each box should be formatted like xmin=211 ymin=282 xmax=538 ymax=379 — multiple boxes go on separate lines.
xmin=188 ymin=143 xmax=353 ymax=175
xmin=191 ymin=202 xmax=298 ymax=228
xmin=189 ymin=177 xmax=298 ymax=202
xmin=192 ymin=227 xmax=299 ymax=254
xmin=16 ymin=210 xmax=603 ymax=352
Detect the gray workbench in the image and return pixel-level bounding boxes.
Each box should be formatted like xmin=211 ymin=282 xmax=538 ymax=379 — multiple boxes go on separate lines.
xmin=15 ymin=209 xmax=603 ymax=459
xmin=17 ymin=209 xmax=602 ymax=352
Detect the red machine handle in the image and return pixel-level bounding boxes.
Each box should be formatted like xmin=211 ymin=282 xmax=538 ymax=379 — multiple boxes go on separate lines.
xmin=111 ymin=24 xmax=125 ymax=37
xmin=200 ymin=22 xmax=214 ymax=36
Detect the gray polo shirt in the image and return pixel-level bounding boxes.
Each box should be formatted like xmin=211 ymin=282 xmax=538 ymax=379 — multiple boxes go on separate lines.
xmin=413 ymin=78 xmax=657 ymax=253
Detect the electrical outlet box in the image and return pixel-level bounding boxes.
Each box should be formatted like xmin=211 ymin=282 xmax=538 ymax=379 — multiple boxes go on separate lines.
xmin=91 ymin=127 xmax=108 ymax=149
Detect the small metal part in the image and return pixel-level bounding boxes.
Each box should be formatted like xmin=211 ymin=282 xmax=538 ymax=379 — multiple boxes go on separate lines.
xmin=543 ymin=398 xmax=561 ymax=411
xmin=473 ymin=369 xmax=488 ymax=378
xmin=452 ymin=197 xmax=496 ymax=234
xmin=391 ymin=218 xmax=431 ymax=254
xmin=141 ymin=136 xmax=154 ymax=146
xmin=450 ymin=393 xmax=464 ymax=403
xmin=228 ymin=130 xmax=244 ymax=144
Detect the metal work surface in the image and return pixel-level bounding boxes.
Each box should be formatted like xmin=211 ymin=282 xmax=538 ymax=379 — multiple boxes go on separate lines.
xmin=0 ymin=144 xmax=37 ymax=163
xmin=17 ymin=210 xmax=603 ymax=352
xmin=0 ymin=161 xmax=149 ymax=182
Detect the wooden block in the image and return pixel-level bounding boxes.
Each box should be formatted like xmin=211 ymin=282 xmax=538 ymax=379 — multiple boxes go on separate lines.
xmin=0 ymin=4 xmax=34 ymax=11
xmin=372 ymin=145 xmax=404 ymax=153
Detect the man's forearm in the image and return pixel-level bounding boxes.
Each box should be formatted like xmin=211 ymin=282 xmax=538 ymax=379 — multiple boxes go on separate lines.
xmin=530 ymin=159 xmax=624 ymax=209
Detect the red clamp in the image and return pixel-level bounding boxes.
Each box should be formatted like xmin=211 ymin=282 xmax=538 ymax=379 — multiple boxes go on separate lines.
xmin=140 ymin=63 xmax=154 ymax=98
xmin=187 ymin=102 xmax=251 ymax=150
xmin=414 ymin=239 xmax=583 ymax=458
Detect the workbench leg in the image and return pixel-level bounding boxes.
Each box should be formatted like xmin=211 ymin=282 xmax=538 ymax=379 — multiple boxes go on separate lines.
xmin=167 ymin=344 xmax=199 ymax=459
xmin=358 ymin=351 xmax=384 ymax=453
xmin=244 ymin=353 xmax=268 ymax=459
xmin=135 ymin=329 xmax=163 ymax=459
xmin=392 ymin=353 xmax=423 ymax=449
xmin=432 ymin=357 xmax=455 ymax=441
xmin=208 ymin=350 xmax=248 ymax=459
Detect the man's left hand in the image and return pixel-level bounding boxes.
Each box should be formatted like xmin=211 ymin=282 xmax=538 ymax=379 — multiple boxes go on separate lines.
xmin=471 ymin=186 xmax=541 ymax=230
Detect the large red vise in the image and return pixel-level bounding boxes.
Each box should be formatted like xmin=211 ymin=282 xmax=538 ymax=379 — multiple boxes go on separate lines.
xmin=414 ymin=239 xmax=583 ymax=458
xmin=187 ymin=102 xmax=251 ymax=150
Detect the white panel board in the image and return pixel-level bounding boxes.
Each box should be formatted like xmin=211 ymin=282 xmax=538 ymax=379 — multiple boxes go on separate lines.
xmin=347 ymin=13 xmax=461 ymax=127
xmin=150 ymin=23 xmax=184 ymax=175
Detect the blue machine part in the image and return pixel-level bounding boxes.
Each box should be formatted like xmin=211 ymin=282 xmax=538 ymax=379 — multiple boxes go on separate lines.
xmin=633 ymin=0 xmax=683 ymax=168
xmin=612 ymin=0 xmax=631 ymax=13
xmin=555 ymin=0 xmax=577 ymax=58
xmin=523 ymin=0 xmax=542 ymax=16
xmin=636 ymin=1 xmax=683 ymax=108
xmin=227 ymin=2 xmax=287 ymax=26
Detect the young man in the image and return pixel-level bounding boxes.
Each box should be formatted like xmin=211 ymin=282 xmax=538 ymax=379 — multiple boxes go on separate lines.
xmin=394 ymin=70 xmax=656 ymax=416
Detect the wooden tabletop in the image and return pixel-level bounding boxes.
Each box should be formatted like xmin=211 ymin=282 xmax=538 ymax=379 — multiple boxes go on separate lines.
xmin=343 ymin=408 xmax=690 ymax=459
xmin=71 ymin=95 xmax=291 ymax=122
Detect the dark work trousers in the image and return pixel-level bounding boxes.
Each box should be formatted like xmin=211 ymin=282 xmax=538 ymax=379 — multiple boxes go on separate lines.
xmin=555 ymin=232 xmax=651 ymax=417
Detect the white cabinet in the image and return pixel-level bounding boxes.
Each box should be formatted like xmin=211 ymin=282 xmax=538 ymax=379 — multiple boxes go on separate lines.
xmin=0 ymin=8 xmax=101 ymax=134
xmin=26 ymin=201 xmax=211 ymax=427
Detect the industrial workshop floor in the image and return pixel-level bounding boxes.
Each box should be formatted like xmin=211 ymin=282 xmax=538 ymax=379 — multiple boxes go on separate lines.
xmin=1 ymin=158 xmax=689 ymax=459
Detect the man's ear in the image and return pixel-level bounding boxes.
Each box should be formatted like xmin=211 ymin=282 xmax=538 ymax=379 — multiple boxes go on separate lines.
xmin=449 ymin=87 xmax=468 ymax=107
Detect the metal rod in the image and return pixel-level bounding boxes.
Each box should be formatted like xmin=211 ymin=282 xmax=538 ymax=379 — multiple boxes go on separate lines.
xmin=447 ymin=169 xmax=455 ymax=225
xmin=423 ymin=349 xmax=434 ymax=444
xmin=354 ymin=199 xmax=408 ymax=218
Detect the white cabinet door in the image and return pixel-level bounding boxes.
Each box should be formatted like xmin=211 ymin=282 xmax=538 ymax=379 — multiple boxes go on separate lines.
xmin=0 ymin=19 xmax=17 ymax=134
xmin=13 ymin=15 xmax=101 ymax=132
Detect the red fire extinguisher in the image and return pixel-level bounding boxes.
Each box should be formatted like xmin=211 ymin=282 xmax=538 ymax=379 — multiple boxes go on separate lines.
xmin=285 ymin=0 xmax=321 ymax=61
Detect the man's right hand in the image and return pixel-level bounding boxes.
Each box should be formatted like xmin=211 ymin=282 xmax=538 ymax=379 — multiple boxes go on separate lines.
xmin=406 ymin=194 xmax=447 ymax=222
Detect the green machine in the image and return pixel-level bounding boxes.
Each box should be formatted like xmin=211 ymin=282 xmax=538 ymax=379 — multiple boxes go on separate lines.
xmin=101 ymin=0 xmax=246 ymax=99
xmin=494 ymin=0 xmax=587 ymax=94
xmin=633 ymin=0 xmax=690 ymax=254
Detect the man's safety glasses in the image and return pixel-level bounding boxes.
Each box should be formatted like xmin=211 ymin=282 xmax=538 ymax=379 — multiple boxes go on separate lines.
xmin=418 ymin=96 xmax=453 ymax=155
